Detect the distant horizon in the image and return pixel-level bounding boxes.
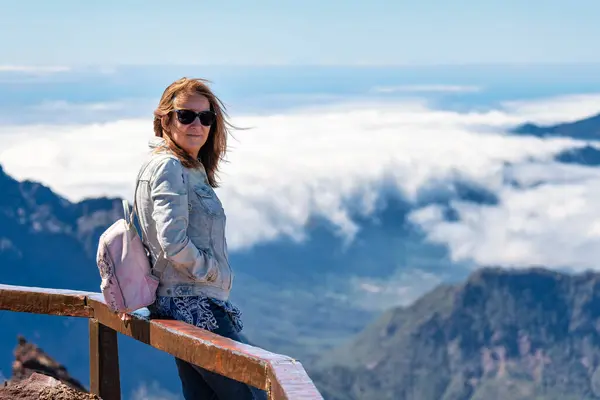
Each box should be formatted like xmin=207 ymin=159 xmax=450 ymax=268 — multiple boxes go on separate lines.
xmin=7 ymin=61 xmax=600 ymax=69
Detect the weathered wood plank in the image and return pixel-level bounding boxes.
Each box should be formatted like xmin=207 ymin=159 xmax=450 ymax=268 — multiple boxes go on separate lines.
xmin=268 ymin=359 xmax=324 ymax=400
xmin=0 ymin=284 xmax=94 ymax=317
xmin=0 ymin=285 xmax=323 ymax=399
xmin=88 ymin=296 xmax=277 ymax=390
xmin=87 ymin=296 xmax=323 ymax=398
xmin=89 ymin=319 xmax=121 ymax=400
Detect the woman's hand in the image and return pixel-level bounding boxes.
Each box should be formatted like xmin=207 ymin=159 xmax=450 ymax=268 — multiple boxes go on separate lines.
xmin=118 ymin=312 xmax=132 ymax=322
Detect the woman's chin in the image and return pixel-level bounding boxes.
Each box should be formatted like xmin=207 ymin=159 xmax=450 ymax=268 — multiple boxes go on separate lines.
xmin=180 ymin=140 xmax=205 ymax=156
xmin=185 ymin=136 xmax=206 ymax=148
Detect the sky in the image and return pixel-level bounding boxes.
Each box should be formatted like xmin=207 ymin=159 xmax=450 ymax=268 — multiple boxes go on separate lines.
xmin=1 ymin=0 xmax=600 ymax=66
xmin=3 ymin=0 xmax=600 ymax=302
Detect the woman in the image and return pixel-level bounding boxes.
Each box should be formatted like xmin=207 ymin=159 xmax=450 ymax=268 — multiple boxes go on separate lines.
xmin=133 ymin=77 xmax=266 ymax=400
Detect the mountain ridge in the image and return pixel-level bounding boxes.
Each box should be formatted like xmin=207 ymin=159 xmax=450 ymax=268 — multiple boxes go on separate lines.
xmin=513 ymin=112 xmax=600 ymax=140
xmin=311 ymin=266 xmax=600 ymax=400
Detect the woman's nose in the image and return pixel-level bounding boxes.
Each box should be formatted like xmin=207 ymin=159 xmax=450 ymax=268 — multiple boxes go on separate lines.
xmin=189 ymin=117 xmax=203 ymax=127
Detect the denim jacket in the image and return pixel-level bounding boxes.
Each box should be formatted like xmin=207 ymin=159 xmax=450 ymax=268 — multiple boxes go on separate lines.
xmin=135 ymin=138 xmax=233 ymax=301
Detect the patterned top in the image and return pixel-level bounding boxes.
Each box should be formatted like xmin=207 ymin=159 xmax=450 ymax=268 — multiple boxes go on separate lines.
xmin=152 ymin=295 xmax=244 ymax=333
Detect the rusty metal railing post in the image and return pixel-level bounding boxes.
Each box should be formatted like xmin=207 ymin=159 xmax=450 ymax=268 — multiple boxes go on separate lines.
xmin=89 ymin=319 xmax=121 ymax=400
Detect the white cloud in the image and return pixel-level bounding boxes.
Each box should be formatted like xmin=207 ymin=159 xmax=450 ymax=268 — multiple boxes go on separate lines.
xmin=347 ymin=269 xmax=445 ymax=310
xmin=130 ymin=381 xmax=182 ymax=400
xmin=34 ymin=101 xmax=126 ymax=112
xmin=501 ymin=93 xmax=600 ymax=125
xmin=6 ymin=99 xmax=158 ymax=125
xmin=371 ymin=84 xmax=482 ymax=94
xmin=1 ymin=93 xmax=600 ymax=269
xmin=409 ymin=161 xmax=600 ymax=272
xmin=0 ymin=65 xmax=70 ymax=73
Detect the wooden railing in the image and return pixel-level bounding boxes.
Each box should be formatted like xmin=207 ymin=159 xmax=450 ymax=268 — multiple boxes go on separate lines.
xmin=0 ymin=284 xmax=323 ymax=400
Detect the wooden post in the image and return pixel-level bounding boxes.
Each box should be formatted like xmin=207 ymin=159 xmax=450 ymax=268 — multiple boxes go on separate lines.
xmin=89 ymin=318 xmax=121 ymax=400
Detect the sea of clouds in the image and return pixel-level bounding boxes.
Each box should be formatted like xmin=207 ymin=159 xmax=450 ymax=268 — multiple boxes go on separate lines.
xmin=2 ymin=91 xmax=600 ymax=273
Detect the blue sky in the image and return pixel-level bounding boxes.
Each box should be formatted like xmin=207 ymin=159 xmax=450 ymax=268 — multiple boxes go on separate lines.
xmin=1 ymin=0 xmax=599 ymax=66
xmin=5 ymin=0 xmax=600 ymax=321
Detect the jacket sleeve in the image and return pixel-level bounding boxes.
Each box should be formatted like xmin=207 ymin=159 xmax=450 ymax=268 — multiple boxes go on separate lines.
xmin=149 ymin=157 xmax=217 ymax=280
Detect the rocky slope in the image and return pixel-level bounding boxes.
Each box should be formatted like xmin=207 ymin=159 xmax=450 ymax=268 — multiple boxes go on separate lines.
xmin=0 ymin=373 xmax=100 ymax=400
xmin=10 ymin=336 xmax=87 ymax=392
xmin=311 ymin=267 xmax=600 ymax=400
xmin=1 ymin=336 xmax=96 ymax=399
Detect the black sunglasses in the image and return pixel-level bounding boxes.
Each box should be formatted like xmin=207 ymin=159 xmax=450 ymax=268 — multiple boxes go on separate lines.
xmin=174 ymin=109 xmax=216 ymax=126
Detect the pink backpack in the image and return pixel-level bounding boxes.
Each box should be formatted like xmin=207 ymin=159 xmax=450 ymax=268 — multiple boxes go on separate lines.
xmin=96 ymin=160 xmax=165 ymax=313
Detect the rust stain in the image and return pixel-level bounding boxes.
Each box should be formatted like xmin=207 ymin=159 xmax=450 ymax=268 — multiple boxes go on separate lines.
xmin=87 ymin=297 xmax=322 ymax=396
xmin=0 ymin=284 xmax=94 ymax=317
xmin=88 ymin=297 xmax=274 ymax=390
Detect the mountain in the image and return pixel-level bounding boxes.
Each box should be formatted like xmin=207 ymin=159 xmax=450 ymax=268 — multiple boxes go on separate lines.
xmin=0 ymin=164 xmax=122 ymax=289
xmin=310 ymin=267 xmax=600 ymax=400
xmin=555 ymin=144 xmax=600 ymax=166
xmin=513 ymin=112 xmax=600 ymax=168
xmin=0 ymin=164 xmax=131 ymax=393
xmin=2 ymin=163 xmax=460 ymax=396
xmin=8 ymin=335 xmax=88 ymax=393
xmin=513 ymin=112 xmax=600 ymax=141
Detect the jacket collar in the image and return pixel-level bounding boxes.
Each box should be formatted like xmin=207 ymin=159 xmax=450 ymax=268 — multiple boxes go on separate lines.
xmin=148 ymin=137 xmax=167 ymax=150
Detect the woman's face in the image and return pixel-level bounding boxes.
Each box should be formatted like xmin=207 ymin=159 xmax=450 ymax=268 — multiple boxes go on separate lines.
xmin=165 ymin=94 xmax=213 ymax=158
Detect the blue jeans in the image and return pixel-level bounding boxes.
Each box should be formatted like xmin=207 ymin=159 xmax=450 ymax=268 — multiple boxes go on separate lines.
xmin=169 ymin=302 xmax=268 ymax=400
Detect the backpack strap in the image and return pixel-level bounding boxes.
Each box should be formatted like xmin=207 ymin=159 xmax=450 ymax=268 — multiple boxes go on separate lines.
xmin=127 ymin=153 xmax=173 ymax=233
xmin=147 ymin=164 xmax=188 ymax=280
xmin=127 ymin=153 xmax=177 ymax=280
xmin=128 ymin=159 xmax=153 ymax=232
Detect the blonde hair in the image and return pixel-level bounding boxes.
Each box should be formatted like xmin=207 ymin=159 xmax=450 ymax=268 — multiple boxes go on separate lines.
xmin=153 ymin=77 xmax=232 ymax=188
